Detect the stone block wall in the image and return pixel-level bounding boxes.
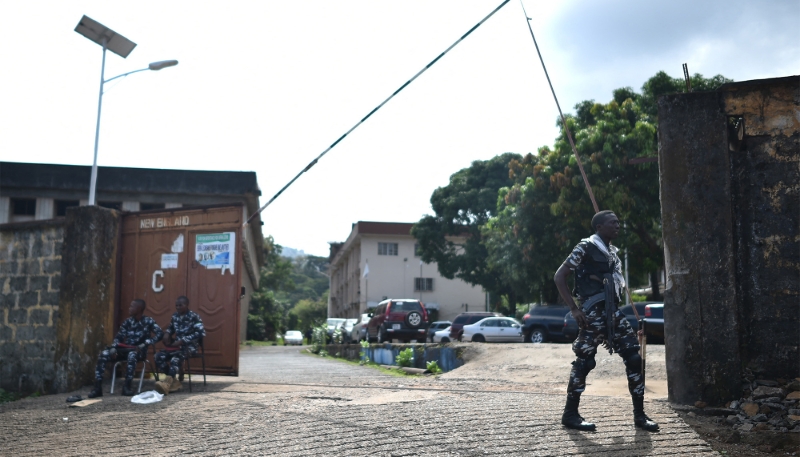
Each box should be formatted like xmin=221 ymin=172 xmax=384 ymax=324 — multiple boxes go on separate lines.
xmin=659 ymin=76 xmax=799 ymax=405
xmin=0 ymin=219 xmax=64 ymax=394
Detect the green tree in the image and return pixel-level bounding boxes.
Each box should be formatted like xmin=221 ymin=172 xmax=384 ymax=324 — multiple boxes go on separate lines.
xmin=247 ymin=236 xmax=295 ymax=340
xmin=289 ymin=295 xmax=328 ymax=334
xmin=483 ymin=71 xmax=731 ymax=302
xmin=412 ymin=152 xmax=522 ymax=313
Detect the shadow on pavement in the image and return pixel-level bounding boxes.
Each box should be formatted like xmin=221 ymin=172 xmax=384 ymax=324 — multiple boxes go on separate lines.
xmin=566 ymin=427 xmax=653 ymax=455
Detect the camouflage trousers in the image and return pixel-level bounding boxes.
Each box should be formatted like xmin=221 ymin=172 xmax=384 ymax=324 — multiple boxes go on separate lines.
xmin=155 ymin=347 xmax=194 ymax=377
xmin=95 ymin=348 xmax=145 ymax=382
xmin=567 ymin=303 xmax=644 ymax=398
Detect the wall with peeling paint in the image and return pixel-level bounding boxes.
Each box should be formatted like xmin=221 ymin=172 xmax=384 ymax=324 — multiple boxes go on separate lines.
xmin=53 ymin=206 xmax=120 ymax=393
xmin=659 ymin=76 xmax=799 ymax=405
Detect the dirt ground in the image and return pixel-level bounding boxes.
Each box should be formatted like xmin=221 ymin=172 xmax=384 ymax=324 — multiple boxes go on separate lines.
xmin=442 ymin=341 xmax=668 ymax=398
xmin=439 ymin=342 xmax=797 ymax=456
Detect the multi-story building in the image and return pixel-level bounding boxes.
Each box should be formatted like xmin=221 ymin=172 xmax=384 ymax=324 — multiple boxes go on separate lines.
xmin=328 ymin=221 xmax=487 ymax=322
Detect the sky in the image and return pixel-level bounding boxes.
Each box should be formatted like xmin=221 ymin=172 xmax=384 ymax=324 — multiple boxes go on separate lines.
xmin=1 ymin=1 xmax=797 ymax=257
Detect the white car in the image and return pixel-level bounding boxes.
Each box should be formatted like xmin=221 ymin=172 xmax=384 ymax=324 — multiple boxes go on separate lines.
xmin=433 ymin=326 xmax=452 ymax=343
xmin=462 ymin=317 xmax=523 ymax=343
xmin=284 ymin=330 xmax=304 ymax=346
xmin=350 ymin=313 xmax=371 ymax=343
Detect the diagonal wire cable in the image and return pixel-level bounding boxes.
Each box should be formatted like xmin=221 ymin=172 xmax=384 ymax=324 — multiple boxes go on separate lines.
xmin=518 ymin=0 xmax=599 ymax=213
xmin=246 ymin=0 xmax=511 ymax=225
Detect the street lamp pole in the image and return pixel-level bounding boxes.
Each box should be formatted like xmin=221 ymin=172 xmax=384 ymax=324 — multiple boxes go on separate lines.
xmin=75 ymin=15 xmax=177 ymax=206
xmin=88 ymin=38 xmax=107 ymax=206
xmin=87 ymin=58 xmax=178 ymax=205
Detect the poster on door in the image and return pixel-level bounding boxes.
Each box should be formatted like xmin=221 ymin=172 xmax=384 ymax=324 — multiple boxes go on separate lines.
xmin=195 ymin=232 xmax=235 ymax=273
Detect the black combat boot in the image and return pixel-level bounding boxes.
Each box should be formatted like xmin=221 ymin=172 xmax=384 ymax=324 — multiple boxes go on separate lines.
xmin=632 ymin=395 xmax=659 ymax=431
xmin=561 ymin=394 xmax=596 ymax=431
xmin=88 ymin=380 xmax=103 ymax=398
xmin=121 ymin=379 xmax=134 ymax=396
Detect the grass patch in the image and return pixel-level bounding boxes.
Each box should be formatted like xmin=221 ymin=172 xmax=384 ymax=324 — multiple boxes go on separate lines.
xmin=300 ymin=349 xmax=416 ymax=377
xmin=242 ymin=339 xmax=281 ymax=347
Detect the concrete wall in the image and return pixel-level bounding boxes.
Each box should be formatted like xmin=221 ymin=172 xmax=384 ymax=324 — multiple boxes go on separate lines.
xmin=659 ymin=76 xmax=799 ymax=405
xmin=52 ymin=206 xmax=121 ymax=393
xmin=0 ymin=219 xmax=64 ymax=394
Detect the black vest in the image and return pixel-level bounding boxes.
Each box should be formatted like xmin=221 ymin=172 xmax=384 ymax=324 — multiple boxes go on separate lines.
xmin=573 ymin=242 xmax=616 ymax=299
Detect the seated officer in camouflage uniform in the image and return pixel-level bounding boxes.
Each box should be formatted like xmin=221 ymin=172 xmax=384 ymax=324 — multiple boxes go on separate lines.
xmin=154 ymin=296 xmax=205 ymax=395
xmin=554 ymin=210 xmax=659 ymax=432
xmin=89 ymin=299 xmax=162 ymax=397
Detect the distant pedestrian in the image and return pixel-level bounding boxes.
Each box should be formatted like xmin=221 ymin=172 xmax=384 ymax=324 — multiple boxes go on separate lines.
xmin=553 ymin=210 xmax=658 ymax=432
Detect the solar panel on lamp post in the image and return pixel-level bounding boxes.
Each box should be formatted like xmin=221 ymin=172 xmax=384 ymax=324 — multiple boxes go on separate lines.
xmin=74 ymin=16 xmax=178 ymax=206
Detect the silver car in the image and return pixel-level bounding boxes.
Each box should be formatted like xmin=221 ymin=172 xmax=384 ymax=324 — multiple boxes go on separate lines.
xmin=284 ymin=330 xmax=303 ymax=346
xmin=462 ymin=317 xmax=523 ymax=343
xmin=350 ymin=314 xmax=371 ymax=343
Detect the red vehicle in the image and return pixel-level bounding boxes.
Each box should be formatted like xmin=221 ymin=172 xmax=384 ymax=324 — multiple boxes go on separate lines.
xmin=367 ymin=299 xmax=429 ymax=343
xmin=449 ymin=312 xmax=504 ymax=341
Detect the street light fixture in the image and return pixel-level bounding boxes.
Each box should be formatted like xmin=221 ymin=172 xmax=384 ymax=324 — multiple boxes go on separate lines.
xmin=74 ymin=15 xmax=178 ymax=205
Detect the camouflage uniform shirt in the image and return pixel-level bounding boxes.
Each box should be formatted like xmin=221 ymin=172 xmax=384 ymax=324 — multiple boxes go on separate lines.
xmin=164 ymin=310 xmax=206 ymax=353
xmin=112 ymin=316 xmax=163 ymax=348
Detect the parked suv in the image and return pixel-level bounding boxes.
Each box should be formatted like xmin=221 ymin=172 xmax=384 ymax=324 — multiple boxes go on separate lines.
xmin=367 ymin=299 xmax=429 ymax=343
xmin=449 ymin=312 xmax=503 ymax=341
xmin=521 ymin=303 xmax=572 ymax=343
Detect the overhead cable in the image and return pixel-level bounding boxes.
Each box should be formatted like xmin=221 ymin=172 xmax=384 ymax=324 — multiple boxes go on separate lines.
xmin=245 ymin=0 xmax=512 ymax=226
xmin=518 ymin=0 xmax=599 ymax=213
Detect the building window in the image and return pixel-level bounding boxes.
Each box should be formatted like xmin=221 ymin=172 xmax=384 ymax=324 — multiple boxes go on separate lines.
xmin=140 ymin=203 xmax=166 ymax=211
xmin=414 ymin=243 xmax=422 ymax=257
xmin=414 ymin=277 xmax=434 ymax=292
xmin=55 ymin=200 xmax=80 ymax=217
xmin=98 ymin=201 xmax=122 ymax=211
xmin=12 ymin=198 xmax=36 ymax=215
xmin=378 ymin=242 xmax=398 ymax=256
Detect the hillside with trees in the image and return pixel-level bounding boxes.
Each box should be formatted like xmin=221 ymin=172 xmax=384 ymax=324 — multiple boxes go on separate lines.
xmin=247 ymin=236 xmax=329 ymax=341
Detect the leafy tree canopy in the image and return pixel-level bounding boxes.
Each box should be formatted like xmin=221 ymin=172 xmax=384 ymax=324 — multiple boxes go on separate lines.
xmin=483 ymin=71 xmax=730 ymax=303
xmin=411 ymin=152 xmax=522 ymax=311
xmin=247 ymin=237 xmax=330 ymax=340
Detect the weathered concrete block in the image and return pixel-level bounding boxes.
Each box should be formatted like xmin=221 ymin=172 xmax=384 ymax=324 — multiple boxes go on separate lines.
xmin=39 ymin=291 xmax=59 ymax=307
xmin=0 ymin=342 xmax=17 ymax=357
xmin=18 ymin=259 xmax=41 ymax=275
xmin=9 ymin=308 xmax=27 ymax=324
xmin=35 ymin=325 xmax=55 ymax=341
xmin=49 ymin=274 xmax=60 ymax=292
xmin=15 ymin=326 xmax=34 ymax=341
xmin=0 ymin=326 xmax=13 ymax=341
xmin=30 ymin=236 xmax=45 ymax=258
xmin=29 ymin=309 xmax=50 ymax=325
xmin=39 ymin=239 xmax=54 ymax=258
xmin=17 ymin=291 xmax=39 ymax=308
xmin=28 ymin=276 xmax=49 ymax=292
xmin=53 ymin=240 xmax=64 ymax=257
xmin=42 ymin=258 xmax=61 ymax=275
xmin=9 ymin=277 xmax=27 ymax=292
xmin=0 ymin=293 xmax=16 ymax=310
xmin=0 ymin=260 xmax=16 ymax=275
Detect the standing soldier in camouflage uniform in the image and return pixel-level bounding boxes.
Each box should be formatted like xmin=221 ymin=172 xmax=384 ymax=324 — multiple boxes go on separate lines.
xmin=154 ymin=296 xmax=205 ymax=395
xmin=554 ymin=210 xmax=659 ymax=432
xmin=89 ymin=299 xmax=162 ymax=397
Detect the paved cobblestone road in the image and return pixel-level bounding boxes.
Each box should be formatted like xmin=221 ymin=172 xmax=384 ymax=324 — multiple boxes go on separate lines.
xmin=0 ymin=346 xmax=716 ymax=456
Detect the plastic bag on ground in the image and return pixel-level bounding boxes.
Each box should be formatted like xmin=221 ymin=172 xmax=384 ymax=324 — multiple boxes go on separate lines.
xmin=131 ymin=390 xmax=164 ymax=404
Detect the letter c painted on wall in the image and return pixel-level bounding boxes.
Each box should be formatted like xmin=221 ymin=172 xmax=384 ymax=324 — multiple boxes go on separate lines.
xmin=152 ymin=270 xmax=164 ymax=293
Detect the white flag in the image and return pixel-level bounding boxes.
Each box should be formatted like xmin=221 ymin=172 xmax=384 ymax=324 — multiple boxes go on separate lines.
xmin=362 ymin=263 xmax=369 ymax=278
